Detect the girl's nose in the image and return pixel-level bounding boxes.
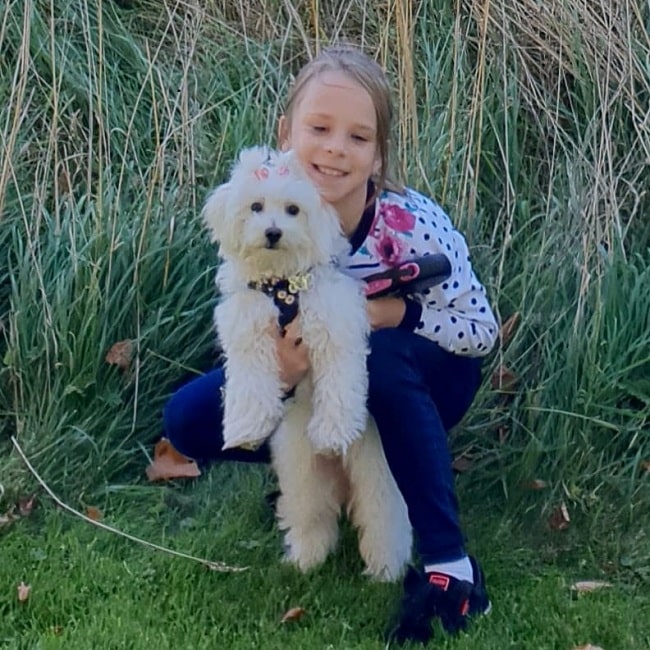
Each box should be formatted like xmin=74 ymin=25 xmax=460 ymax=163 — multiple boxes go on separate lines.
xmin=324 ymin=134 xmax=346 ymax=155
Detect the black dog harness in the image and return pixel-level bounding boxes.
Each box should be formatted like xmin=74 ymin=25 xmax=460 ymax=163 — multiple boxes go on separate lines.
xmin=248 ymin=271 xmax=312 ymax=332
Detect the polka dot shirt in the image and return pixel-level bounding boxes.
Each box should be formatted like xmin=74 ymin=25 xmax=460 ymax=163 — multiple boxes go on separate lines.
xmin=343 ymin=187 xmax=498 ymax=357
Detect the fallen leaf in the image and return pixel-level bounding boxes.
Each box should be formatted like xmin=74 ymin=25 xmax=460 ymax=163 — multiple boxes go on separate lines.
xmin=105 ymin=340 xmax=134 ymax=371
xmin=0 ymin=507 xmax=17 ymax=529
xmin=49 ymin=626 xmax=64 ymax=636
xmin=641 ymin=460 xmax=650 ymax=474
xmin=85 ymin=506 xmax=102 ymax=521
xmin=571 ymin=580 xmax=612 ymax=593
xmin=281 ymin=606 xmax=306 ymax=623
xmin=521 ymin=479 xmax=549 ymax=490
xmin=18 ymin=494 xmax=36 ymax=517
xmin=17 ymin=582 xmax=31 ymax=602
xmin=452 ymin=455 xmax=474 ymax=473
xmin=548 ymin=502 xmax=570 ymax=531
xmin=499 ymin=312 xmax=520 ymax=347
xmin=145 ymin=438 xmax=201 ymax=482
xmin=0 ymin=515 xmax=13 ymax=528
xmin=573 ymin=645 xmax=604 ymax=650
xmin=490 ymin=364 xmax=519 ymax=392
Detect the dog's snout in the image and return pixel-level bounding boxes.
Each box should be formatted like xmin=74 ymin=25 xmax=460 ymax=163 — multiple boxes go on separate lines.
xmin=265 ymin=227 xmax=282 ymax=247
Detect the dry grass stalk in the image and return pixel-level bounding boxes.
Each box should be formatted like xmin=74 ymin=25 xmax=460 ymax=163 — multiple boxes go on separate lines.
xmin=393 ymin=0 xmax=419 ymax=179
xmin=0 ymin=0 xmax=32 ymax=223
xmin=462 ymin=0 xmax=648 ymax=304
xmin=464 ymin=0 xmax=648 ymax=111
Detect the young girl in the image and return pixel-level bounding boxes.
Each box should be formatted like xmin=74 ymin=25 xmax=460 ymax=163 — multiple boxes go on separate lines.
xmin=163 ymin=45 xmax=498 ymax=642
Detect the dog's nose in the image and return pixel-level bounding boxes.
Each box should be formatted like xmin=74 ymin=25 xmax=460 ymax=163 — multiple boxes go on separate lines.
xmin=265 ymin=227 xmax=282 ymax=247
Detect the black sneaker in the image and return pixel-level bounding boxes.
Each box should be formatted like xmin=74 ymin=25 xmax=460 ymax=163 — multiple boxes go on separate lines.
xmin=466 ymin=556 xmax=491 ymax=620
xmin=387 ymin=556 xmax=490 ymax=645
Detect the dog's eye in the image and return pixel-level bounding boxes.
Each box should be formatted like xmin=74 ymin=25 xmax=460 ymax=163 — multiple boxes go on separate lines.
xmin=285 ymin=204 xmax=300 ymax=216
xmin=251 ymin=201 xmax=263 ymax=212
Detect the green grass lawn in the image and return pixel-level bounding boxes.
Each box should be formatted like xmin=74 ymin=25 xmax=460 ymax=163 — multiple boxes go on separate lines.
xmin=2 ymin=461 xmax=648 ymax=649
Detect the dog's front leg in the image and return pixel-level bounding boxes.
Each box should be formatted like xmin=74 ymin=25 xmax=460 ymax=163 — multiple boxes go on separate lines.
xmin=301 ymin=278 xmax=370 ymax=455
xmin=305 ymin=340 xmax=369 ymax=455
xmin=216 ymin=294 xmax=284 ymax=450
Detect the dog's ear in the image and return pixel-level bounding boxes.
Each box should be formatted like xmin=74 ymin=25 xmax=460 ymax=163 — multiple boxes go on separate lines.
xmin=201 ymin=182 xmax=230 ymax=243
xmin=234 ymin=146 xmax=273 ymax=176
xmin=306 ymin=200 xmax=350 ymax=265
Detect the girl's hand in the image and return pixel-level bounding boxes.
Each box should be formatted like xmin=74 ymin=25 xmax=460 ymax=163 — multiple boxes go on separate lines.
xmin=270 ymin=297 xmax=405 ymax=391
xmin=366 ymin=296 xmax=407 ymax=330
xmin=272 ymin=319 xmax=310 ymax=390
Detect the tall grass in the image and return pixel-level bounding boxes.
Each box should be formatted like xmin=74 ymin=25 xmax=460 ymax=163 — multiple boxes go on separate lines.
xmin=1 ymin=0 xmax=648 ymax=528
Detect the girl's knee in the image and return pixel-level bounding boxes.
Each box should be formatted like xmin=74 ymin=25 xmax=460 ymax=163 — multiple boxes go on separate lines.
xmin=162 ymin=368 xmax=225 ymax=452
xmin=162 ymin=388 xmax=187 ymax=438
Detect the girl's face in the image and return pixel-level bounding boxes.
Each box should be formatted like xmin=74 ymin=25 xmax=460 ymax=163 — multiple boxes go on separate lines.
xmin=278 ymin=71 xmax=380 ymax=230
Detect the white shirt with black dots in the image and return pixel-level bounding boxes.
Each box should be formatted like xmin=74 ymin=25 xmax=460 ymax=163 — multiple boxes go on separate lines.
xmin=343 ymin=187 xmax=498 ymax=357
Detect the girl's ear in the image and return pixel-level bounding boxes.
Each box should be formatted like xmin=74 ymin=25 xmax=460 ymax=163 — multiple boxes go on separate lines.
xmin=372 ymin=152 xmax=381 ymax=176
xmin=277 ymin=116 xmax=290 ymax=152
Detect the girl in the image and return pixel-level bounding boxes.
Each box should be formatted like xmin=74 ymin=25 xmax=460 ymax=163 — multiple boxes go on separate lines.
xmin=163 ymin=45 xmax=498 ymax=642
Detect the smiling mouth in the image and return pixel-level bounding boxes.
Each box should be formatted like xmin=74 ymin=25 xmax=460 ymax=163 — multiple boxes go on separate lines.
xmin=313 ymin=164 xmax=346 ymax=177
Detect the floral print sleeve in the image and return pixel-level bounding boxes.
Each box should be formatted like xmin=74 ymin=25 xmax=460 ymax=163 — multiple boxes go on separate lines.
xmin=343 ymin=188 xmax=499 ymax=357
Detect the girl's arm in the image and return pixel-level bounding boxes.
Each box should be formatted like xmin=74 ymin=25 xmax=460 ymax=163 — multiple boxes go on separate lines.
xmin=367 ymin=296 xmax=406 ymax=330
xmin=363 ymin=191 xmax=499 ymax=356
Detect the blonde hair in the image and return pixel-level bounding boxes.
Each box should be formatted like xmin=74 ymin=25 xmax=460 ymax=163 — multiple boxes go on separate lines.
xmin=282 ymin=44 xmax=403 ymax=200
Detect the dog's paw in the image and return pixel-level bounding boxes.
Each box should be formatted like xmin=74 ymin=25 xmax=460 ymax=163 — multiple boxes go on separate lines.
xmin=281 ymin=531 xmax=337 ymax=572
xmin=222 ymin=425 xmax=274 ymax=450
xmin=305 ymin=428 xmax=346 ymax=456
xmin=361 ymin=552 xmax=409 ymax=583
xmin=306 ymin=416 xmax=360 ymax=456
xmin=221 ymin=436 xmax=267 ymax=452
xmin=281 ymin=547 xmax=324 ymax=573
xmin=222 ymin=410 xmax=280 ymax=450
xmin=362 ymin=564 xmax=401 ymax=583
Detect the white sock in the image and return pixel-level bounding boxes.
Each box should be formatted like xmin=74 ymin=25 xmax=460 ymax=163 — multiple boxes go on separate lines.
xmin=424 ymin=556 xmax=474 ymax=584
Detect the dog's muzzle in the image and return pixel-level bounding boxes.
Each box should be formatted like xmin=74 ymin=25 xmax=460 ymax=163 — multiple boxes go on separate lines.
xmin=264 ymin=227 xmax=282 ymax=248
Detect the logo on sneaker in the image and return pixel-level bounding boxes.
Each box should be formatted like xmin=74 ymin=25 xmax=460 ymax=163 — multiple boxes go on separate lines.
xmin=427 ymin=573 xmax=451 ymax=590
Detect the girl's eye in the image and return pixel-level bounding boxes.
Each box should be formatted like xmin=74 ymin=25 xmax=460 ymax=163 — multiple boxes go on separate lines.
xmin=251 ymin=201 xmax=263 ymax=212
xmin=311 ymin=125 xmax=326 ymax=132
xmin=352 ymin=134 xmax=368 ymax=142
xmin=286 ymin=204 xmax=300 ymax=216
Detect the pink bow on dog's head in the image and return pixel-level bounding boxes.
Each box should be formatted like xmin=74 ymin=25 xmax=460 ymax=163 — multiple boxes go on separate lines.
xmin=253 ymin=166 xmax=270 ymax=181
xmin=235 ymin=146 xmax=304 ymax=185
xmin=253 ymin=163 xmax=290 ymax=181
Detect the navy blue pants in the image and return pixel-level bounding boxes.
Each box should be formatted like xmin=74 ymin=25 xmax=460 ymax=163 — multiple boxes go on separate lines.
xmin=163 ymin=328 xmax=482 ymax=564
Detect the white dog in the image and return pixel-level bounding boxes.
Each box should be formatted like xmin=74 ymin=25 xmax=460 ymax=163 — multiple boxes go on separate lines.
xmin=202 ymin=146 xmax=411 ymax=580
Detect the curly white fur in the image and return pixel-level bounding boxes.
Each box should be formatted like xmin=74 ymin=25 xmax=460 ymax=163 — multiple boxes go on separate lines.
xmin=203 ymin=146 xmax=411 ymax=580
